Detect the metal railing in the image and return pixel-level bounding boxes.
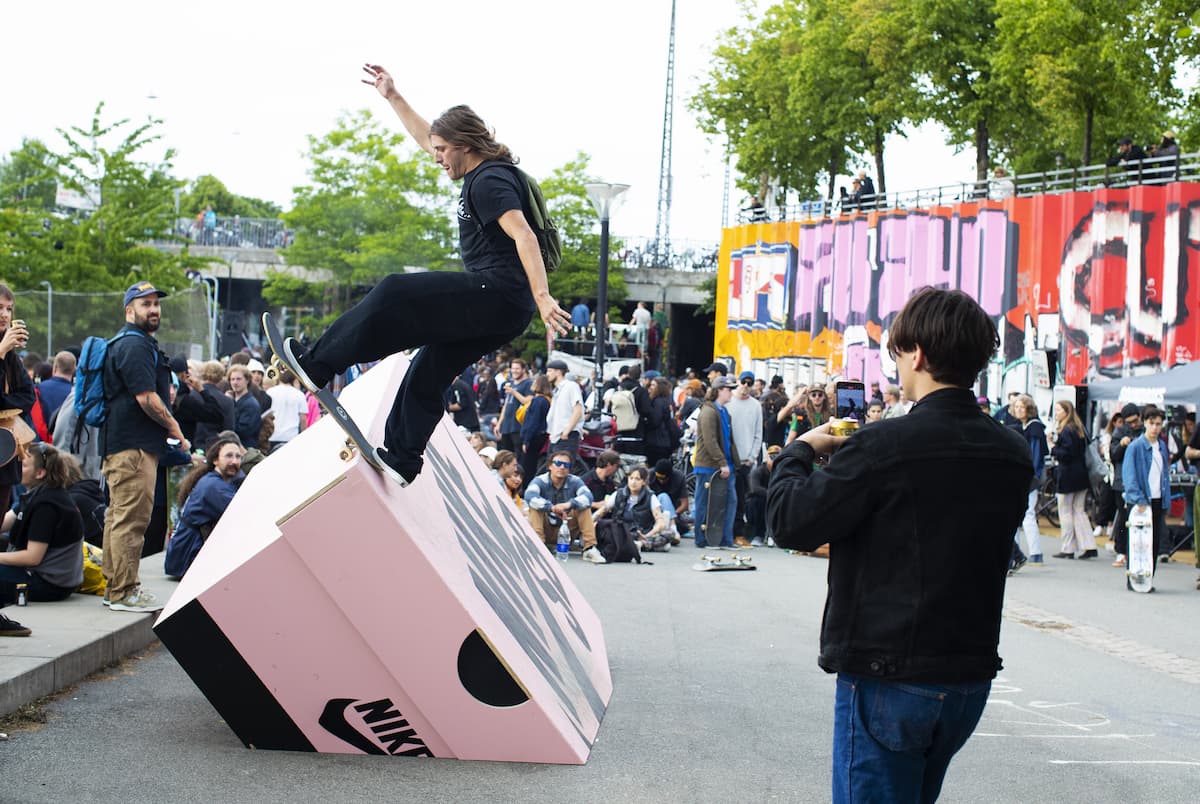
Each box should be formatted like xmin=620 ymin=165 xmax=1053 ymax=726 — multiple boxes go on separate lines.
xmin=610 ymin=235 xmax=720 ymax=272
xmin=150 ymin=216 xmax=294 ymax=249
xmin=746 ymin=151 xmax=1200 ymax=223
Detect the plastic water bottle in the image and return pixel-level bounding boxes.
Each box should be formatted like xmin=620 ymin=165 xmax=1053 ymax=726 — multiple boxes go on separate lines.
xmin=556 ymin=523 xmax=571 ymax=562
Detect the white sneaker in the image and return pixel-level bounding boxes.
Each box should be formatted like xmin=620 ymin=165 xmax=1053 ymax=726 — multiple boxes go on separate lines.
xmin=750 ymin=538 xmax=764 ymax=547
xmin=582 ymin=546 xmax=607 ymax=564
xmin=109 ymin=587 xmax=164 ymax=613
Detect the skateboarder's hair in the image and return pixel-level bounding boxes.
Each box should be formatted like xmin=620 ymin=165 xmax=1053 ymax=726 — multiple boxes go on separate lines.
xmin=430 ymin=105 xmax=516 ymax=164
xmin=887 ymin=287 xmax=999 ymax=388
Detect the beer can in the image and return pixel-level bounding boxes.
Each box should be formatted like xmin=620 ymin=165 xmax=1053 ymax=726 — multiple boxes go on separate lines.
xmin=829 ymin=418 xmax=859 ymax=437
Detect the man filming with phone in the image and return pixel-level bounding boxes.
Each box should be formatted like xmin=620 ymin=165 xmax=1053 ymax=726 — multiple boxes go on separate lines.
xmin=767 ymin=288 xmax=1032 ymax=803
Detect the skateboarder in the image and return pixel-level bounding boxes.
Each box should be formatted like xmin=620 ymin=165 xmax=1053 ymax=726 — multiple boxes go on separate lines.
xmin=1120 ymin=405 xmax=1170 ymax=588
xmin=692 ymin=376 xmax=739 ymax=548
xmin=280 ymin=64 xmax=570 ymax=486
xmin=767 ymin=288 xmax=1032 ymax=803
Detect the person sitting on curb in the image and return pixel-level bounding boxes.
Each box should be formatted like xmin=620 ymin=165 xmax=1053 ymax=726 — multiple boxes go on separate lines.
xmin=524 ymin=450 xmax=605 ymax=563
xmin=0 ymin=444 xmax=86 ymax=637
xmin=164 ymin=434 xmax=247 ymax=578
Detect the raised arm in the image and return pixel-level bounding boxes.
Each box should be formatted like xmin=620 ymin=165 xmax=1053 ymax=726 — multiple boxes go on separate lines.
xmin=362 ymin=63 xmax=434 ymax=155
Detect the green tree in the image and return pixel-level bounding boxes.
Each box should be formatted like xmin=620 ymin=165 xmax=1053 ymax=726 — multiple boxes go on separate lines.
xmin=994 ymin=0 xmax=1166 ymax=168
xmin=276 ymin=109 xmax=455 ymax=319
xmin=0 ymin=139 xmax=57 ymax=208
xmin=0 ymin=103 xmax=207 ymax=295
xmin=179 ymin=174 xmax=282 ymax=219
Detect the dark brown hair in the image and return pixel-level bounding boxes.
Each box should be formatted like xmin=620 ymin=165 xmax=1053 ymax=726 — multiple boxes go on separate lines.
xmin=887 ymin=287 xmax=999 ymax=388
xmin=177 ymin=435 xmax=242 ymax=507
xmin=429 ymin=106 xmax=516 ymax=164
xmin=28 ymin=443 xmax=82 ymax=489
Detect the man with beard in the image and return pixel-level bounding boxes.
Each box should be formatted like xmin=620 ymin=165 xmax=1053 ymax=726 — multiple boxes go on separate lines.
xmin=164 ymin=433 xmax=246 ymax=578
xmin=101 ymin=283 xmax=190 ymax=613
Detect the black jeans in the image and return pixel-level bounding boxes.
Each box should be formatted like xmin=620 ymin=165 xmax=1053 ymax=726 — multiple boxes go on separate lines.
xmin=302 ymin=270 xmax=532 ymax=478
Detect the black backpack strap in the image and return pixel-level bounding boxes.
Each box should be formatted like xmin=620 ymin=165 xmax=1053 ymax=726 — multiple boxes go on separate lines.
xmin=463 ymin=161 xmax=528 ymax=235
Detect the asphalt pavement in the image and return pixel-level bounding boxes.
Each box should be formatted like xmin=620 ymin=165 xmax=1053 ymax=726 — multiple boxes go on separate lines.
xmin=2 ymin=536 xmax=1198 ymax=803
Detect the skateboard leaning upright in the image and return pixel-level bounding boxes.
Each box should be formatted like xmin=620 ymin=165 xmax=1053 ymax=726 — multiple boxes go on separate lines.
xmin=701 ymin=472 xmax=729 ymax=549
xmin=1126 ymin=505 xmax=1154 ymax=593
xmin=261 ymin=312 xmax=387 ymax=474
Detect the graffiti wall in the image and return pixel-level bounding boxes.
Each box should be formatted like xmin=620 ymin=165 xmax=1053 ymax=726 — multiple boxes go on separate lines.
xmin=716 ymin=183 xmax=1200 ymax=388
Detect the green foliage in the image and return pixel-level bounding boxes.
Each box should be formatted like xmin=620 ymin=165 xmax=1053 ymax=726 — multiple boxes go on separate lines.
xmin=694 ymin=274 xmax=718 ymax=317
xmin=178 ymin=174 xmax=282 ymax=219
xmin=282 ymin=109 xmax=456 ymax=316
xmin=693 ymin=0 xmax=1200 ymax=192
xmin=0 ymin=103 xmax=208 ymax=296
xmin=0 ymin=139 xmax=57 ymax=208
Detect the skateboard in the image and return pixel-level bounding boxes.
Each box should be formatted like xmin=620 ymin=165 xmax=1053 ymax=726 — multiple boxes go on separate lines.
xmin=692 ymin=553 xmax=756 ymax=572
xmin=701 ymin=473 xmax=729 ymax=549
xmin=1126 ymin=505 xmax=1154 ymax=593
xmin=261 ymin=312 xmax=386 ymax=473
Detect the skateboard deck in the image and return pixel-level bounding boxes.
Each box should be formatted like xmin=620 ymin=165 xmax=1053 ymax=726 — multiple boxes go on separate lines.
xmin=1127 ymin=505 xmax=1154 ymax=593
xmin=692 ymin=553 xmax=756 ymax=572
xmin=702 ymin=474 xmax=729 ymax=548
xmin=262 ymin=312 xmax=384 ymax=473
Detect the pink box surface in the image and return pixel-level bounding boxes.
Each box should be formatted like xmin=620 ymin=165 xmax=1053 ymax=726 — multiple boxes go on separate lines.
xmin=155 ymin=354 xmax=612 ymax=763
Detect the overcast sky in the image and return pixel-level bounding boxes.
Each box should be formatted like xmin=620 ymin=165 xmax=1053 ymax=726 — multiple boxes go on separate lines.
xmin=1 ymin=0 xmax=975 ymax=243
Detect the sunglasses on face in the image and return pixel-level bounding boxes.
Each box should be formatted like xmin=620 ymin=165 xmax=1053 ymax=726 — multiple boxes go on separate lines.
xmin=551 ymin=460 xmax=572 ymax=468
xmin=740 ymin=379 xmax=753 ymax=385
xmin=809 ymin=391 xmax=825 ymax=396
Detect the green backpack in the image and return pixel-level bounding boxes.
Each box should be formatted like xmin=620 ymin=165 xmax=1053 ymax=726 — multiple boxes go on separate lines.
xmin=466 ymin=162 xmax=562 ymax=272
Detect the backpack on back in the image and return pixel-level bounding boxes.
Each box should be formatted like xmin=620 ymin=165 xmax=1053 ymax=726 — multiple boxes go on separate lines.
xmin=466 ymin=162 xmax=562 ymax=272
xmin=610 ymin=388 xmax=638 ymax=433
xmin=75 ymin=330 xmax=144 ymax=427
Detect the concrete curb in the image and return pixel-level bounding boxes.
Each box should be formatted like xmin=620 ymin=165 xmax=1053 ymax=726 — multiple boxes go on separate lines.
xmin=1 ymin=554 xmax=171 ymax=717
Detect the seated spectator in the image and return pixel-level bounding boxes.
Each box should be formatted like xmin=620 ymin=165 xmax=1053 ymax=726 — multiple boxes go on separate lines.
xmin=597 ymin=465 xmax=671 ymax=551
xmin=580 ymin=449 xmax=621 ymax=513
xmin=0 ymin=445 xmax=86 ymax=636
xmin=746 ymin=445 xmax=781 ymax=546
xmin=164 ymin=434 xmax=246 ymax=578
xmin=524 ymin=450 xmax=605 ymax=563
xmin=503 ymin=464 xmax=526 ymax=513
xmin=649 ymin=458 xmax=691 ymax=538
xmin=467 ymin=431 xmax=487 ymax=453
xmin=491 ymin=449 xmax=518 ymax=485
xmin=478 ymin=445 xmax=498 ymax=469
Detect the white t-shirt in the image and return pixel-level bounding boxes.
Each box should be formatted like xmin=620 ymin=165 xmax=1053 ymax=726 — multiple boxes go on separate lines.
xmin=266 ymin=383 xmax=308 ymax=442
xmin=547 ymin=379 xmax=584 ymax=439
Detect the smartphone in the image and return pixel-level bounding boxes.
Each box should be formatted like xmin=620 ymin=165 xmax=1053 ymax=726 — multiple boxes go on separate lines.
xmin=835 ymin=380 xmax=866 ymax=421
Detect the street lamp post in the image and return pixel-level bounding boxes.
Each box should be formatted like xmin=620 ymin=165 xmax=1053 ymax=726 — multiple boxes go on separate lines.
xmin=584 ymin=182 xmax=630 ymax=415
xmin=38 ymin=281 xmax=52 ymax=357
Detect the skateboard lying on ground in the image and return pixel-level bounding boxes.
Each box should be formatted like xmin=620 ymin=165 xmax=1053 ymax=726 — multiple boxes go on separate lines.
xmin=1126 ymin=505 xmax=1154 ymax=593
xmin=262 ymin=312 xmax=387 ymax=474
xmin=702 ymin=473 xmax=729 ymax=549
xmin=692 ymin=553 xmax=756 ymax=572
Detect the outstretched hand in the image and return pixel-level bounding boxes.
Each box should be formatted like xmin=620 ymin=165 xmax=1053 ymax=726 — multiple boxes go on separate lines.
xmin=538 ymin=294 xmax=571 ymax=337
xmin=361 ymin=63 xmax=395 ymax=98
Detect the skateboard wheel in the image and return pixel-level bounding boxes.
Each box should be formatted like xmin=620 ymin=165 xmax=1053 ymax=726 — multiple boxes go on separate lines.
xmin=338 ymin=448 xmax=353 ymax=461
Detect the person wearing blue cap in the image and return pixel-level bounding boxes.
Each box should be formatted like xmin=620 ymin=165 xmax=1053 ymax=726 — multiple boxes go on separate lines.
xmin=101 ymin=282 xmax=189 ymax=614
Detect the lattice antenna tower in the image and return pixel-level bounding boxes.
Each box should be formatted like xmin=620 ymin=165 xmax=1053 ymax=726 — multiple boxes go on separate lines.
xmin=652 ymin=0 xmax=677 ymax=269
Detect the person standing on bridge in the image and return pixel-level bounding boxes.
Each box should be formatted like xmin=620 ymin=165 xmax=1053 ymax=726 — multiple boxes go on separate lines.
xmin=280 ymin=64 xmax=570 ymax=486
xmin=768 ymin=288 xmax=1032 ymax=803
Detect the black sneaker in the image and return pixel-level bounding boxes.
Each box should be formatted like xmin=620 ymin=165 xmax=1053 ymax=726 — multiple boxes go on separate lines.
xmin=282 ymin=337 xmax=324 ymax=391
xmin=374 ymin=447 xmax=412 ymax=487
xmin=1052 ymin=552 xmax=1076 ymax=559
xmin=0 ymin=613 xmax=32 ymax=637
xmin=1078 ymin=549 xmax=1098 ymax=559
xmin=1009 ymin=556 xmax=1028 ymax=576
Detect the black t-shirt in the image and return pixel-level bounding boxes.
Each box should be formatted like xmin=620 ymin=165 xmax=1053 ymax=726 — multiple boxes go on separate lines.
xmin=580 ymin=469 xmax=618 ymax=504
xmin=101 ymin=324 xmax=173 ymax=456
xmin=650 ymin=468 xmax=687 ymax=507
xmin=9 ymin=485 xmax=84 ymax=589
xmin=459 ymin=162 xmax=534 ymax=308
xmin=447 ymin=378 xmax=480 ymax=431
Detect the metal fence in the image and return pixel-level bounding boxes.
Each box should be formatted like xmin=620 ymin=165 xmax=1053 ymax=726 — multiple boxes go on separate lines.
xmin=151 ymin=216 xmax=293 ymax=249
xmin=749 ymin=151 xmax=1200 ymax=223
xmin=13 ymin=285 xmax=217 ymax=363
xmin=612 ymin=236 xmax=720 ymax=272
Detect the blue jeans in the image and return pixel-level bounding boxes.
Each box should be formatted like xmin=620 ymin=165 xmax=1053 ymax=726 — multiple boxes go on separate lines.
xmin=692 ymin=469 xmax=736 ymax=547
xmin=833 ymin=673 xmax=991 ymax=804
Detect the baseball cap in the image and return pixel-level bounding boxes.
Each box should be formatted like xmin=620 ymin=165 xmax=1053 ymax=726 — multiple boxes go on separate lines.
xmin=654 ymin=458 xmax=672 ymax=476
xmin=704 ymin=362 xmax=728 ymax=375
xmin=712 ymin=376 xmax=738 ymax=389
xmin=738 ymin=371 xmax=755 ymax=382
xmin=246 ymin=359 xmax=266 ymax=374
xmin=766 ymin=444 xmax=782 ymax=457
xmin=1118 ymin=136 xmax=1133 ymax=145
xmin=479 ymin=446 xmax=498 ymax=461
xmin=168 ymin=355 xmax=189 ymax=374
xmin=643 ymin=370 xmax=660 ymax=380
xmin=123 ymin=281 xmax=168 ymax=307
xmin=976 ymin=396 xmax=989 ymax=405
xmin=545 ymin=359 xmax=569 ymax=372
